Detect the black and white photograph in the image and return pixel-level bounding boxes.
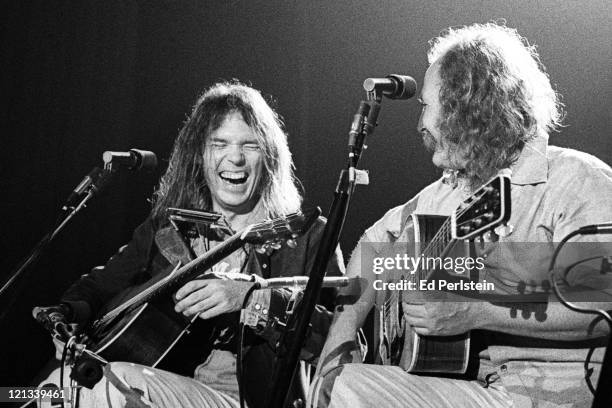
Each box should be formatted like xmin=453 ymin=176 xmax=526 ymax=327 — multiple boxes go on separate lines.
xmin=1 ymin=1 xmax=611 ymax=407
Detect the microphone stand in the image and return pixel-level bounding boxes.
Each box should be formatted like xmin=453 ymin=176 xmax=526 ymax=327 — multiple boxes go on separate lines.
xmin=266 ymin=91 xmax=383 ymax=408
xmin=0 ymin=166 xmax=113 ymax=312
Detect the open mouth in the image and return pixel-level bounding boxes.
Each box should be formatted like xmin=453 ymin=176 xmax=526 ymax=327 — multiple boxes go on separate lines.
xmin=219 ymin=171 xmax=249 ymax=185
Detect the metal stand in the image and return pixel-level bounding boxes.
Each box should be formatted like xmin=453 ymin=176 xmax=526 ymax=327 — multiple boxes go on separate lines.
xmin=0 ymin=167 xmax=112 ymax=317
xmin=266 ymin=91 xmax=385 ymax=408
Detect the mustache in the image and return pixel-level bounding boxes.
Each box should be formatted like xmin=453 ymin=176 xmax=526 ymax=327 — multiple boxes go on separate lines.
xmin=421 ymin=130 xmax=437 ymax=151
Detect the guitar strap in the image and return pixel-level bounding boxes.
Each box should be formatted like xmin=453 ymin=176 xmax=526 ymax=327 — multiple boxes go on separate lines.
xmin=154 ymin=227 xmax=195 ymax=266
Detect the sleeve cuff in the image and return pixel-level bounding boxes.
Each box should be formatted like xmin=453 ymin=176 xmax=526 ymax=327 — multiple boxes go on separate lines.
xmin=241 ymin=289 xmax=271 ymax=331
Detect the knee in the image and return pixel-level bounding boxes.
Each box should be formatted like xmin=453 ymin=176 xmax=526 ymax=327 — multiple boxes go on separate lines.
xmin=105 ymin=362 xmax=145 ymax=381
xmin=38 ymin=366 xmax=71 ymax=389
xmin=99 ymin=362 xmax=153 ymax=394
xmin=84 ymin=362 xmax=150 ymax=408
xmin=36 ymin=368 xmax=71 ymax=408
xmin=309 ymin=365 xmax=346 ymax=408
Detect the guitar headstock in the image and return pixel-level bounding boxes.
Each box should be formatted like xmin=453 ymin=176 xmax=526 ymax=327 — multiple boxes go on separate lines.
xmin=451 ymin=175 xmax=511 ymax=240
xmin=240 ymin=207 xmax=322 ymax=250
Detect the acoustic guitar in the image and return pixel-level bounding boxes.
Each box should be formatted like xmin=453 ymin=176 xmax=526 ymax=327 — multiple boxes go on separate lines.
xmin=80 ymin=208 xmax=321 ymax=376
xmin=374 ymin=175 xmax=511 ymax=374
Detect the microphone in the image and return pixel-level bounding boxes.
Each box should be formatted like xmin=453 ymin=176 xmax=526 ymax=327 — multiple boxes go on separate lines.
xmin=578 ymin=222 xmax=612 ymax=234
xmin=363 ymin=74 xmax=417 ymax=99
xmin=32 ymin=305 xmax=74 ymax=341
xmin=256 ymin=276 xmax=349 ymax=289
xmin=102 ymin=149 xmax=157 ymax=170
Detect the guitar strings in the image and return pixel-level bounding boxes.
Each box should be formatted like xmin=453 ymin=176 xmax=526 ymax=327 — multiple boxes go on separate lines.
xmin=374 ymin=182 xmax=501 ymax=356
xmin=380 ymin=188 xmax=488 ymax=311
xmin=380 ymin=208 xmax=467 ymax=311
xmin=381 ymin=215 xmax=453 ymax=310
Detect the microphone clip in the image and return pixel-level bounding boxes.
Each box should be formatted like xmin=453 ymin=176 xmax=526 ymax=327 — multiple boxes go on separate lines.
xmin=62 ymin=167 xmax=112 ymax=211
xmin=102 ymin=149 xmax=157 ymax=171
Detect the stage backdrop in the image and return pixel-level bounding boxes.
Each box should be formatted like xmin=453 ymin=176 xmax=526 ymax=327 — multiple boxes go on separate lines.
xmin=1 ymin=0 xmax=610 ymax=385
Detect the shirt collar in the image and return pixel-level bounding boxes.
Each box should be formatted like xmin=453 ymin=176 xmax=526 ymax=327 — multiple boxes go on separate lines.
xmin=439 ymin=135 xmax=549 ymax=188
xmin=509 ymin=135 xmax=549 ymax=185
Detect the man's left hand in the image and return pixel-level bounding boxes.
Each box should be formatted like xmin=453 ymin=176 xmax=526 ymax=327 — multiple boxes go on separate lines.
xmin=174 ymin=279 xmax=255 ymax=320
xmin=402 ymin=299 xmax=484 ymax=336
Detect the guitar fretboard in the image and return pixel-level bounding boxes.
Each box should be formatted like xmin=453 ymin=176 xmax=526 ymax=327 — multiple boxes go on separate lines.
xmin=415 ymin=216 xmax=456 ymax=282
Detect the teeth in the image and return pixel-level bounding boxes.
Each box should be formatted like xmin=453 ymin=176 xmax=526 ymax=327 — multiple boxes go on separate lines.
xmin=220 ymin=171 xmax=247 ymax=180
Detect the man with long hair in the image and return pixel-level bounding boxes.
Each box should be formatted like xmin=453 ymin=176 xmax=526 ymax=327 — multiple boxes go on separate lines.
xmin=310 ymin=23 xmax=612 ymax=407
xmin=39 ymin=82 xmax=343 ymax=407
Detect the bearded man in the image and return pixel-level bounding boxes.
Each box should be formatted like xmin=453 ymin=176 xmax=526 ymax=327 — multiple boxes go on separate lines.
xmin=311 ymin=22 xmax=612 ymax=408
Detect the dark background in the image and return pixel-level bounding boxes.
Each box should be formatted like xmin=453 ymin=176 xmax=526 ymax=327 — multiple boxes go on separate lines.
xmin=1 ymin=1 xmax=610 ymax=386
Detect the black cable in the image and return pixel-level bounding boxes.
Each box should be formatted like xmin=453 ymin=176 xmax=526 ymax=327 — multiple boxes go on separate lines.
xmin=561 ymin=259 xmax=610 ymax=397
xmin=237 ymin=283 xmax=260 ymax=408
xmin=549 ymin=232 xmax=612 ymax=324
xmin=74 ymin=384 xmax=81 ymax=408
xmin=548 ymin=228 xmax=612 ymax=397
xmin=585 ymin=347 xmax=596 ymax=395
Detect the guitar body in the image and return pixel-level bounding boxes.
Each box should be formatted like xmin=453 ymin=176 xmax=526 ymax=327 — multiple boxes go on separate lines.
xmin=374 ymin=214 xmax=470 ymax=374
xmin=373 ymin=174 xmax=510 ymax=374
xmin=87 ymin=280 xmax=215 ymax=376
xmin=77 ymin=209 xmax=321 ymax=376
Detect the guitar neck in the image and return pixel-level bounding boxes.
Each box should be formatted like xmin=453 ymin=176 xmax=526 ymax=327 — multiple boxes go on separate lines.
xmin=154 ymin=232 xmax=245 ymax=298
xmin=110 ymin=232 xmax=245 ymax=318
xmin=95 ymin=208 xmax=323 ymax=328
xmin=417 ymin=216 xmax=458 ymax=281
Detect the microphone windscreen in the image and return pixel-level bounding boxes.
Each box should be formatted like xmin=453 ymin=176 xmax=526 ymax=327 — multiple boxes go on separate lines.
xmin=130 ymin=149 xmax=158 ymax=170
xmin=387 ymin=74 xmax=417 ymax=100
